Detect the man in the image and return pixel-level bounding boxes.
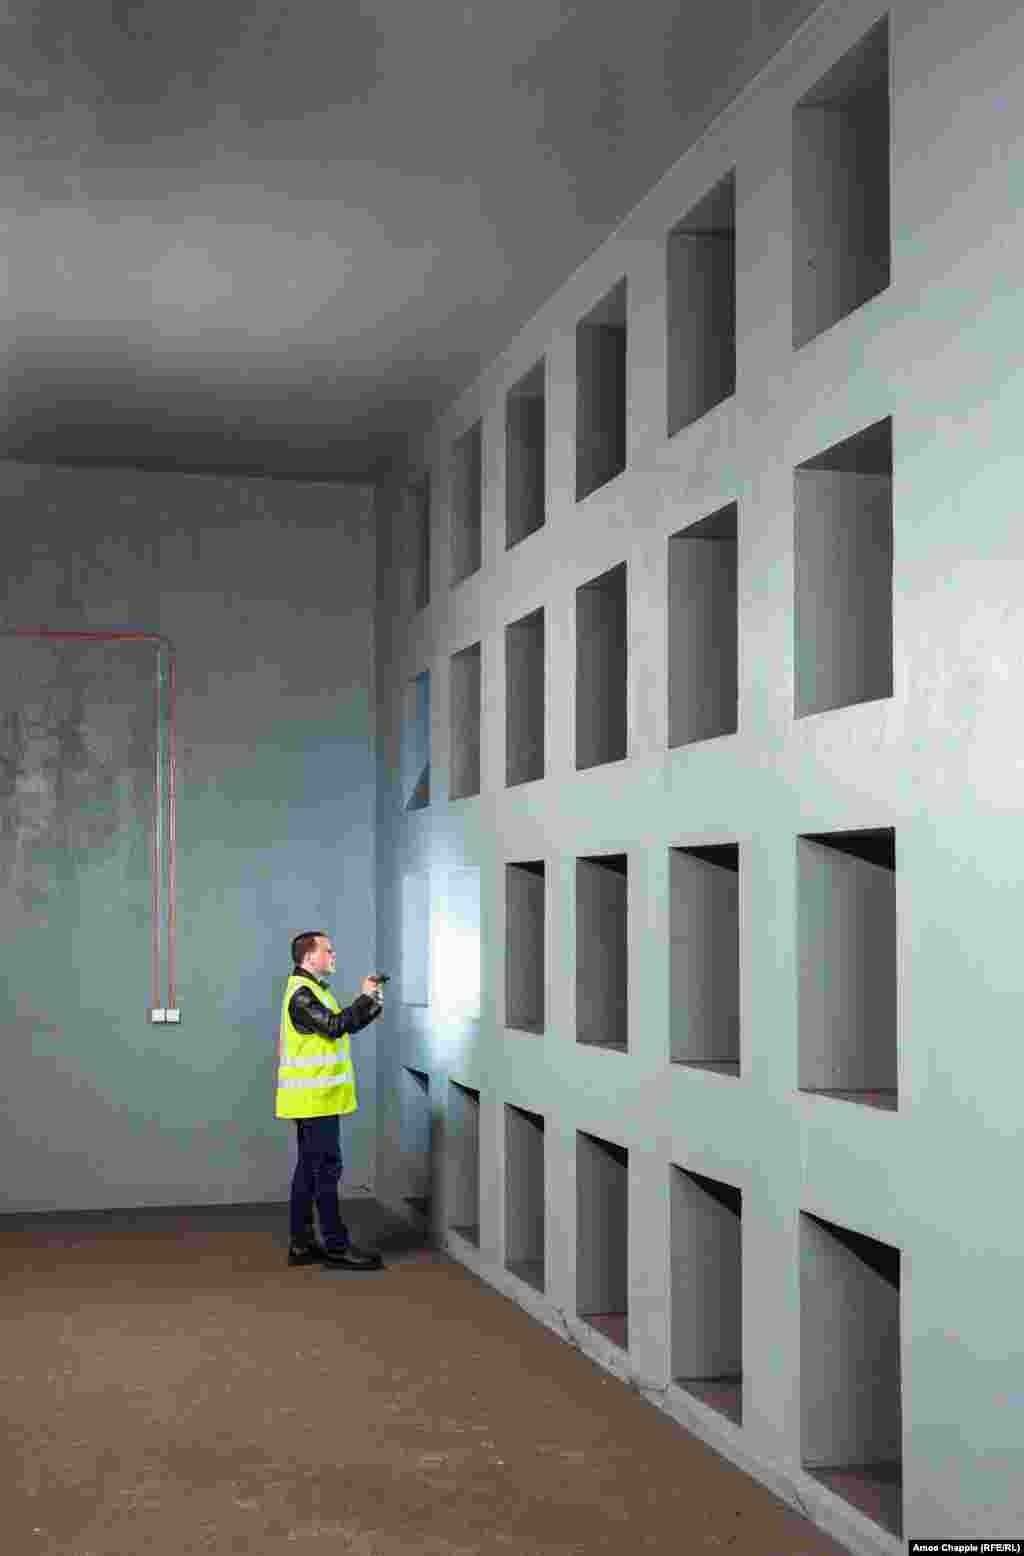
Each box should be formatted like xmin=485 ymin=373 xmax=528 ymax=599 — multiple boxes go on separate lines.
xmin=276 ymin=930 xmax=385 ymax=1270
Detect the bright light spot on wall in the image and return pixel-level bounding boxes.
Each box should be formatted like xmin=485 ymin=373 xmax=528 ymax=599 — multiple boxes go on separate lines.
xmin=432 ymin=868 xmax=482 ymax=1050
xmin=434 ymin=914 xmax=481 ymax=1026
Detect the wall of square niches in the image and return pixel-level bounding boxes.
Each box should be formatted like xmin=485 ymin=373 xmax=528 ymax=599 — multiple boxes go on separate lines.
xmin=395 ymin=413 xmax=891 ymax=798
xmin=378 ymin=1 xmax=1024 ymax=1551
xmin=396 ymin=16 xmax=893 ymax=630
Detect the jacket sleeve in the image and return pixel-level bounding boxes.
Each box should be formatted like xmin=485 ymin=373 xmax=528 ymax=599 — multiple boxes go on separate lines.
xmin=288 ymin=986 xmax=383 ymax=1040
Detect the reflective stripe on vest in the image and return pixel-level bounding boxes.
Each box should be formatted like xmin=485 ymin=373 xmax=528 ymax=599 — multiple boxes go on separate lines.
xmin=275 ymin=973 xmax=359 ymax=1119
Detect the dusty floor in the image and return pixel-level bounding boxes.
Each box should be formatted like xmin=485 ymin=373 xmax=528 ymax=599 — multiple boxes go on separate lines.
xmin=0 ymin=1200 xmax=856 ymax=1555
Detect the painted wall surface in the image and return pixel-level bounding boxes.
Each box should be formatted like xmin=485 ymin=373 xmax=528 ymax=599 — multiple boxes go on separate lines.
xmin=0 ymin=461 xmax=377 ymax=1213
xmin=373 ymin=0 xmax=1024 ymax=1550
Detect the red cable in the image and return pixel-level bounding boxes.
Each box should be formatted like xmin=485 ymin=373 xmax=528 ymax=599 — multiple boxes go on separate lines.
xmin=3 ymin=627 xmax=178 ymax=1015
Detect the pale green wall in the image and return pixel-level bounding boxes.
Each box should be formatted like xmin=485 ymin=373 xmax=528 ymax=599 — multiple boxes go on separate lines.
xmin=0 ymin=460 xmax=378 ymax=1212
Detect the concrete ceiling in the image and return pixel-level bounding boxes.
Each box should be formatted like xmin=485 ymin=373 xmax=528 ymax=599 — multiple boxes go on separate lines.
xmin=2 ymin=0 xmax=819 ymax=483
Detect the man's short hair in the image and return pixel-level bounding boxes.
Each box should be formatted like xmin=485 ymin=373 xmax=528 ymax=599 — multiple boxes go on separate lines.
xmin=292 ymin=930 xmax=328 ymax=967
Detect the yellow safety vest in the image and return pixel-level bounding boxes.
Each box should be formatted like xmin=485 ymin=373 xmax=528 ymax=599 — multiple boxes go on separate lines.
xmin=275 ymin=974 xmax=359 ymax=1120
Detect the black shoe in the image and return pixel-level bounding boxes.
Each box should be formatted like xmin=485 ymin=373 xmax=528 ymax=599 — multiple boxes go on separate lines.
xmin=287 ymin=1242 xmax=323 ymax=1267
xmin=320 ymin=1243 xmax=384 ymax=1270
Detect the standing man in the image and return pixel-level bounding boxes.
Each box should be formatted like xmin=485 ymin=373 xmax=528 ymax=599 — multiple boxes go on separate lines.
xmin=276 ymin=930 xmax=385 ymax=1270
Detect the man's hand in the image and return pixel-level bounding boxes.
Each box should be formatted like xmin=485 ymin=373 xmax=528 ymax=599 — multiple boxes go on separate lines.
xmin=361 ymin=975 xmax=384 ymax=1000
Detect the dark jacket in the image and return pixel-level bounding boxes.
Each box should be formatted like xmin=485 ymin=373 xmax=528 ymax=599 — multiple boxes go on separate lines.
xmin=288 ymin=968 xmax=383 ymax=1041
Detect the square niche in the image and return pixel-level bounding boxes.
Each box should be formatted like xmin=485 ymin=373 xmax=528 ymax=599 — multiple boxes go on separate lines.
xmin=451 ymin=421 xmax=482 ymax=585
xmin=795 ymin=418 xmax=892 ymax=718
xmin=798 ymin=827 xmax=897 ymax=1109
xmin=506 ymin=860 xmax=545 ymax=1034
xmin=577 ymin=854 xmax=628 ymax=1053
xmin=667 ymin=171 xmax=736 ymax=437
xmin=668 ymin=504 xmax=738 ymax=747
xmin=505 ymin=1104 xmax=545 ymax=1293
xmin=507 ymin=360 xmax=546 ymax=548
xmin=506 ymin=608 xmax=544 ymax=786
xmin=577 ymin=280 xmax=627 ymax=501
xmin=669 ymin=844 xmax=740 ymax=1074
xmin=577 ymin=1130 xmax=628 ymax=1350
xmin=447 ymin=1079 xmax=480 ymax=1247
xmin=801 ymin=1212 xmax=902 ymax=1537
xmin=793 ymin=17 xmax=890 ymax=347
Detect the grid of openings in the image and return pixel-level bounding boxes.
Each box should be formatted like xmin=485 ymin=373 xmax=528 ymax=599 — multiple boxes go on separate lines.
xmin=795 ymin=417 xmax=893 ymax=717
xmin=670 ymin=844 xmax=740 ymax=1074
xmin=800 ymin=1214 xmax=902 ymax=1538
xmin=399 ymin=1066 xmax=431 ymax=1218
xmin=668 ymin=504 xmax=738 ymax=747
xmin=505 ymin=1104 xmax=545 ymax=1293
xmin=506 ymin=360 xmax=546 ymax=548
xmin=449 ymin=641 xmax=482 ymax=801
xmin=506 ymin=607 xmax=545 ymax=786
xmin=798 ymin=827 xmax=897 ymax=1110
xmin=402 ymin=671 xmax=430 ymax=812
xmin=576 ymin=280 xmax=627 ymax=501
xmin=671 ymin=1167 xmax=743 ymax=1426
xmin=576 ymin=562 xmax=627 ymax=769
xmin=451 ymin=421 xmax=483 ymax=585
xmin=412 ymin=473 xmax=431 ymax=612
xmin=577 ymin=854 xmax=628 ymax=1053
xmin=413 ymin=14 xmax=909 ymax=1545
xmin=793 ymin=17 xmax=890 ymax=349
xmin=505 ymin=860 xmax=545 ymax=1034
xmin=577 ymin=1131 xmax=628 ymax=1350
xmin=447 ymin=1080 xmax=480 ymax=1247
xmin=667 ymin=171 xmax=736 ymax=437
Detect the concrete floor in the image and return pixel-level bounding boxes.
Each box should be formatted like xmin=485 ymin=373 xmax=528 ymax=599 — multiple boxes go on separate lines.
xmin=0 ymin=1199 xmax=857 ymax=1555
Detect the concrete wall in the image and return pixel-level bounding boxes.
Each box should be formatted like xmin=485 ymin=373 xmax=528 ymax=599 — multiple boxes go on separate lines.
xmin=372 ymin=0 xmax=1024 ymax=1548
xmin=0 ymin=460 xmax=378 ymax=1213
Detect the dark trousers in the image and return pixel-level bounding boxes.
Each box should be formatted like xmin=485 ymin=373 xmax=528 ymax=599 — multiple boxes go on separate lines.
xmin=289 ymin=1114 xmax=349 ymax=1251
